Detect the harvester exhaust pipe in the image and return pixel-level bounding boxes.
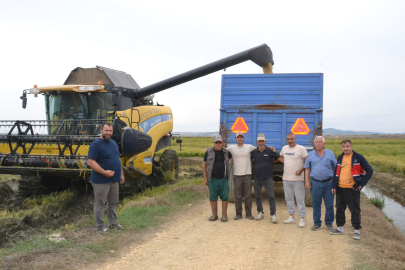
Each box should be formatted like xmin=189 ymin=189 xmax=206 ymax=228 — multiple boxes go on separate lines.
xmin=135 ymin=44 xmax=274 ymax=100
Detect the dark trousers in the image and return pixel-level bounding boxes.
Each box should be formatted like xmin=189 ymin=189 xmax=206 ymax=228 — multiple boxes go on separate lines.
xmin=253 ymin=178 xmax=276 ymax=216
xmin=234 ymin=175 xmax=252 ymax=216
xmin=336 ymin=187 xmax=362 ymax=229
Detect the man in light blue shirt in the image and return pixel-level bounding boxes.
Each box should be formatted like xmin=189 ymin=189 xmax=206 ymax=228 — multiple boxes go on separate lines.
xmin=304 ymin=136 xmax=337 ymax=232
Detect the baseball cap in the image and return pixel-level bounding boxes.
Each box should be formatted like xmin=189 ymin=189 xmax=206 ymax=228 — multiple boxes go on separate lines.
xmin=235 ymin=132 xmax=245 ymax=138
xmin=214 ymin=134 xmax=223 ymax=142
xmin=257 ymin=133 xmax=266 ymax=140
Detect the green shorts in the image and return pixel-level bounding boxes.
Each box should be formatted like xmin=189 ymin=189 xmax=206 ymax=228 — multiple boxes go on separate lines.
xmin=208 ymin=177 xmax=229 ymax=201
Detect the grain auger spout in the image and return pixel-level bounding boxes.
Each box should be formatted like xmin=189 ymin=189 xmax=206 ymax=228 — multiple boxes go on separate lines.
xmin=134 ymin=43 xmax=274 ymax=100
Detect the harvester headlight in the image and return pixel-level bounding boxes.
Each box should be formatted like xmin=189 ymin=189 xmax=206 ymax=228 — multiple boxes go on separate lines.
xmin=78 ymin=86 xmax=102 ymax=91
xmin=29 ymin=88 xmax=40 ymax=94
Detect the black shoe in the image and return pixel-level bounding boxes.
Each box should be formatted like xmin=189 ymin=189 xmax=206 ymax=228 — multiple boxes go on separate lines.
xmin=245 ymin=215 xmax=254 ymax=220
xmin=311 ymin=224 xmax=322 ymax=231
xmin=234 ymin=214 xmax=243 ymax=220
xmin=326 ymin=224 xmax=334 ymax=232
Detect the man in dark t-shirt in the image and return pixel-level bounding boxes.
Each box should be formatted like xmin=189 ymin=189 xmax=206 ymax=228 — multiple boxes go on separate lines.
xmin=251 ymin=133 xmax=284 ymax=223
xmin=87 ymin=123 xmax=125 ymax=234
xmin=202 ymin=135 xmax=232 ymax=222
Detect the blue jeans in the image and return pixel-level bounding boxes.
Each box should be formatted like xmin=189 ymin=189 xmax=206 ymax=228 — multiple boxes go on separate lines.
xmin=310 ymin=178 xmax=334 ymax=225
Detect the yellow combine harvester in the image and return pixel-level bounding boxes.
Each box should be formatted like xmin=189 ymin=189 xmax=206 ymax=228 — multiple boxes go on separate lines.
xmin=0 ymin=44 xmax=274 ymax=197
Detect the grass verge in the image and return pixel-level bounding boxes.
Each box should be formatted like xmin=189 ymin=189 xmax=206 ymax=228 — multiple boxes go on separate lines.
xmin=0 ymin=177 xmax=205 ymax=270
xmin=353 ymin=195 xmax=405 ymax=269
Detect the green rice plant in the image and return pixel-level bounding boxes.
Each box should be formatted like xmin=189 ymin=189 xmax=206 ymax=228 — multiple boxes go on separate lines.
xmin=156 ymin=137 xmax=212 ymax=157
xmin=369 ymin=196 xmax=385 ymax=209
xmin=327 ymin=138 xmax=405 ymax=175
xmin=24 ymin=190 xmax=75 ymax=210
xmin=0 ymin=207 xmax=44 ymax=227
xmin=0 ymin=174 xmax=21 ymax=182
xmin=0 ymin=190 xmax=75 ymax=228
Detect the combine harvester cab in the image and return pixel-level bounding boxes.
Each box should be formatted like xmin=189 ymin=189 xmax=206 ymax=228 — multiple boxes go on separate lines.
xmin=0 ymin=44 xmax=275 ymax=198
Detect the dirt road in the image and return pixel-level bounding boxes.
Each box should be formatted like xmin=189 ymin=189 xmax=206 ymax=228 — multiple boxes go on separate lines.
xmin=91 ymin=189 xmax=354 ymax=270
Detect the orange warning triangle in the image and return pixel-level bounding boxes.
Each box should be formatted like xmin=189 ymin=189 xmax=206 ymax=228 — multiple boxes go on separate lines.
xmin=291 ymin=118 xmax=310 ymax=135
xmin=231 ymin=117 xmax=249 ymax=133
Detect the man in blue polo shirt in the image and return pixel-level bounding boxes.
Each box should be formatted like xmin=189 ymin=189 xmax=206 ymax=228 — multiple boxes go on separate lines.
xmin=87 ymin=123 xmax=125 ymax=234
xmin=304 ymin=136 xmax=337 ymax=232
xmin=251 ymin=133 xmax=284 ymax=223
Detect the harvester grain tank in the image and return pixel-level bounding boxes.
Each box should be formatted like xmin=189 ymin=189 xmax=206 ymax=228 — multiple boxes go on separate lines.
xmin=0 ymin=44 xmax=274 ymax=197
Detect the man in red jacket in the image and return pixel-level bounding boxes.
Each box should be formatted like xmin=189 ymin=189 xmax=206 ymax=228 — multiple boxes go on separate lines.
xmin=330 ymin=139 xmax=373 ymax=240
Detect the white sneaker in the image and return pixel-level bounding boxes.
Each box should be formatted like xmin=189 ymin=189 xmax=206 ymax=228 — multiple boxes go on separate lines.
xmin=271 ymin=214 xmax=278 ymax=224
xmin=98 ymin=228 xmax=108 ymax=235
xmin=256 ymin=212 xmax=264 ymax=220
xmin=283 ymin=216 xmax=296 ymax=224
xmin=298 ymin=218 xmax=305 ymax=228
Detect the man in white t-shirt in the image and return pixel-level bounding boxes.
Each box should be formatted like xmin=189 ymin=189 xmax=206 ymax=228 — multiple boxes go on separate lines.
xmin=280 ymin=133 xmax=308 ymax=228
xmin=227 ymin=132 xmax=257 ymax=220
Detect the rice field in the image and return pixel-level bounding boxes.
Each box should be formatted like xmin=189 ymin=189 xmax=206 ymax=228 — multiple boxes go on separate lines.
xmin=326 ymin=138 xmax=405 ymax=175
xmin=157 ymin=137 xmax=405 ymax=175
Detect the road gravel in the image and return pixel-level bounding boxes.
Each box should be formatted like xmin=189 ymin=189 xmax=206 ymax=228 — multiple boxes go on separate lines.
xmin=90 ymin=189 xmax=353 ymax=270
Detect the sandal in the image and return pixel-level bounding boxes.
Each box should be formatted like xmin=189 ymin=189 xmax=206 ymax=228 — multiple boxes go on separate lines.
xmin=208 ymin=215 xmax=218 ymax=221
xmin=221 ymin=216 xmax=228 ymax=222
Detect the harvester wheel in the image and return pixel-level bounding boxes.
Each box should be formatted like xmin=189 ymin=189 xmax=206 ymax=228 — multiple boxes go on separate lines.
xmin=119 ymin=173 xmax=137 ymax=199
xmin=120 ymin=162 xmax=165 ymax=199
xmin=227 ymin=162 xmax=235 ymax=203
xmin=160 ymin=150 xmax=179 ymax=180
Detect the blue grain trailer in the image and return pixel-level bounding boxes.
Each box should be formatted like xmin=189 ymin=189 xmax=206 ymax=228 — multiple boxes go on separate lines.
xmin=219 ymin=73 xmax=323 ymax=204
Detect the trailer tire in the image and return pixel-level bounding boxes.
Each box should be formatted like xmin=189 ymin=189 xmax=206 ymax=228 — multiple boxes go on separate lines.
xmin=160 ymin=150 xmax=179 ymax=181
xmin=227 ymin=162 xmax=235 ymax=203
xmin=305 ymin=188 xmax=312 ymax=207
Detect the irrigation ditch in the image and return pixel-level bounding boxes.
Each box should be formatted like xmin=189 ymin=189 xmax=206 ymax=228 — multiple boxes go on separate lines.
xmin=362 ymin=185 xmax=405 ymax=234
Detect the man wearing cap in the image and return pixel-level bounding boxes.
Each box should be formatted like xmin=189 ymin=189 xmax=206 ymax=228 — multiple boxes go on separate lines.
xmin=280 ymin=133 xmax=308 ymax=227
xmin=251 ymin=133 xmax=284 ymax=223
xmin=203 ymin=135 xmax=232 ymax=222
xmin=227 ymin=132 xmax=275 ymax=220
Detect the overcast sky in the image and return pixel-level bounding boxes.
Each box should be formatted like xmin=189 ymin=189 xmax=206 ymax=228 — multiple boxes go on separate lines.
xmin=1 ymin=0 xmax=404 ymax=133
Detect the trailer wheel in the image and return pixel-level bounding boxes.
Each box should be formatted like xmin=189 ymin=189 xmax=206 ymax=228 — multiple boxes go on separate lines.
xmin=305 ymin=188 xmax=312 ymax=207
xmin=160 ymin=150 xmax=179 ymax=181
xmin=227 ymin=162 xmax=235 ymax=203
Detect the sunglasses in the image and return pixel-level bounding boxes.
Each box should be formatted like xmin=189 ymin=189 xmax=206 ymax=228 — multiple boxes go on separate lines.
xmin=215 ymin=141 xmax=223 ymax=144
